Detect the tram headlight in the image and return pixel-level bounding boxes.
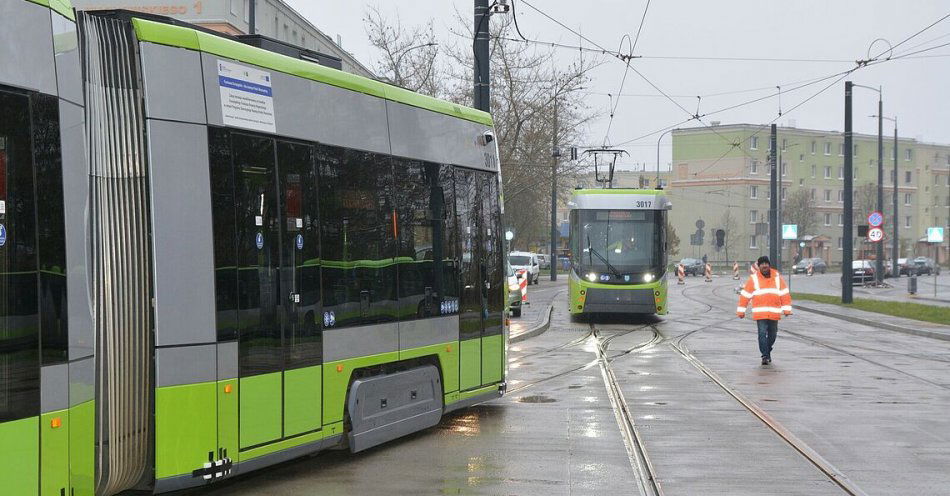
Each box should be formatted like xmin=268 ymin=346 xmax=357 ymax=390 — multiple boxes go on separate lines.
xmin=586 ymin=272 xmax=598 ymax=282
xmin=643 ymin=273 xmax=654 ymax=283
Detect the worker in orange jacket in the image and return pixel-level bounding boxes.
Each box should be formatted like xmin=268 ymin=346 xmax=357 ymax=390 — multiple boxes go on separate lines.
xmin=737 ymin=256 xmax=792 ymax=365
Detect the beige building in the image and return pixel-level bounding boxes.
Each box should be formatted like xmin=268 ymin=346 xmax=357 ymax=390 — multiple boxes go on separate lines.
xmin=669 ymin=123 xmax=950 ymax=268
xmin=72 ymin=0 xmax=375 ymax=77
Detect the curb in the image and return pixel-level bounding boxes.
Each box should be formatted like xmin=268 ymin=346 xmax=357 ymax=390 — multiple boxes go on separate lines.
xmin=793 ymin=303 xmax=950 ymax=342
xmin=510 ymin=291 xmax=561 ymax=344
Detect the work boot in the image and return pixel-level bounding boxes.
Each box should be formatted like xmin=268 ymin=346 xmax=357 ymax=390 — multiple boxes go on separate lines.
xmin=766 ymin=357 xmax=772 ymax=364
xmin=761 ymin=357 xmax=768 ymax=365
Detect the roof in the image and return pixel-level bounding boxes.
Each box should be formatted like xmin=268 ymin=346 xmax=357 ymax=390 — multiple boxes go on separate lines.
xmin=130 ymin=16 xmax=492 ymax=126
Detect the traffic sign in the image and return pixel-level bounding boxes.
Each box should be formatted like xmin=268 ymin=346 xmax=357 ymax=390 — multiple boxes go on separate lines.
xmin=928 ymin=227 xmax=945 ymax=243
xmin=867 ymin=211 xmax=884 ymax=228
xmin=782 ymin=224 xmax=798 ymax=240
xmin=868 ymin=227 xmax=884 ymax=243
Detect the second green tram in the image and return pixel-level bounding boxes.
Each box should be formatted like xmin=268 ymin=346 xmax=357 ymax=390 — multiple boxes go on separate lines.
xmin=568 ymin=189 xmax=672 ymax=316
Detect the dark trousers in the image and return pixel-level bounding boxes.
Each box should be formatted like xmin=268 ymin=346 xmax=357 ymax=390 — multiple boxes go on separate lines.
xmin=757 ymin=319 xmax=778 ymax=358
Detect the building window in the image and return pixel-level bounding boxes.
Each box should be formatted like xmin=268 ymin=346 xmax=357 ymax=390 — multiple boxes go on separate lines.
xmin=853 ymin=144 xmax=858 ymax=156
xmin=837 ymin=189 xmax=843 ymax=203
xmin=750 ymin=210 xmax=758 ymax=224
xmin=838 ymin=143 xmax=844 ymax=156
xmin=824 ymin=213 xmax=831 ymax=226
xmin=905 ymin=216 xmax=911 ymax=228
xmin=799 ymin=178 xmax=804 ymax=186
xmin=750 ymin=136 xmax=758 ymax=150
xmin=905 ymin=170 xmax=912 ymax=184
xmin=824 ymin=166 xmax=832 ymax=179
xmin=837 ymin=166 xmax=843 ymax=179
xmin=837 ymin=237 xmax=843 ymax=250
xmin=811 ymin=164 xmax=816 ymax=178
xmin=799 ymin=153 xmax=804 ymax=162
xmin=750 ymin=185 xmax=758 ymax=199
xmin=838 ymin=213 xmax=844 ymax=226
xmin=750 ymin=235 xmax=757 ymax=249
xmin=810 ymin=188 xmax=816 ymax=200
xmin=781 ymin=188 xmax=787 ymax=201
xmin=824 ymin=189 xmax=831 ymax=202
xmin=811 ymin=141 xmax=817 ymax=154
xmin=904 ymin=193 xmax=912 ymax=205
xmin=781 ymin=161 xmax=787 ymax=176
xmin=824 ymin=142 xmax=832 ymax=155
xmin=750 ymin=160 xmax=758 ymax=174
xmin=781 ymin=139 xmax=787 ymax=151
xmin=905 ymin=148 xmax=912 ymax=161
xmin=891 ymin=170 xmax=896 ymax=183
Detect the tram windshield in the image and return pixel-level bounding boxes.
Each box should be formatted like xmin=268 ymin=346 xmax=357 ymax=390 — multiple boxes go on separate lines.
xmin=570 ymin=209 xmax=666 ymax=283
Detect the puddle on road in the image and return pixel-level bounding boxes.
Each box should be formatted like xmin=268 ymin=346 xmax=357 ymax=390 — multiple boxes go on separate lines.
xmin=516 ymin=395 xmax=558 ymax=403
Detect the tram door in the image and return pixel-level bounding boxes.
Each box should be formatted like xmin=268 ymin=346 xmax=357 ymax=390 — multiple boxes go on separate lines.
xmin=457 ymin=169 xmax=504 ymax=390
xmin=232 ymin=134 xmax=322 ymax=450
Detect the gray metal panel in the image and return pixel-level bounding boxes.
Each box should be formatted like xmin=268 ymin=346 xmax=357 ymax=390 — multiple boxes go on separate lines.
xmin=147 ymin=120 xmax=217 ymax=346
xmin=140 ymin=42 xmax=206 ymax=124
xmin=387 ymin=100 xmax=494 ymax=170
xmin=199 ymin=53 xmax=391 ymax=154
xmin=0 ymin=0 xmax=56 ymax=95
xmin=323 ymin=323 xmax=399 ymax=362
xmin=156 ymin=344 xmax=217 ymax=387
xmin=60 ymin=100 xmax=94 ymax=360
xmin=217 ymin=341 xmax=238 ymax=380
xmin=41 ymin=363 xmax=69 ymax=413
xmin=68 ymin=356 xmax=95 ymax=407
xmin=51 ymin=13 xmax=82 ymax=106
xmin=398 ymin=315 xmax=459 ymax=351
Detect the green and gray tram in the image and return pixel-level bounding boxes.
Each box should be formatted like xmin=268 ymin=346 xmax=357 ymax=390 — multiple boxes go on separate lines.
xmin=568 ymin=189 xmax=672 ymax=316
xmin=0 ymin=3 xmax=506 ymax=494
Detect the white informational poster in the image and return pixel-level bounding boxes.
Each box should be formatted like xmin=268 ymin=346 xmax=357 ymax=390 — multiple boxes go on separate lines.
xmin=217 ymin=60 xmax=276 ymax=133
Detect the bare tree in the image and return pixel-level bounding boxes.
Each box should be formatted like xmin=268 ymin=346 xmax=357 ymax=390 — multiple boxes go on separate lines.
xmin=718 ymin=210 xmax=739 ymax=263
xmin=364 ymin=6 xmax=443 ymax=96
xmin=784 ymin=188 xmax=818 ymax=236
xmin=853 ymin=183 xmax=877 ymax=225
xmin=667 ymin=220 xmax=681 ymax=258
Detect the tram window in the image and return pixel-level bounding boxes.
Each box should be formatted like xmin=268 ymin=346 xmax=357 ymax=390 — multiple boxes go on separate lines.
xmin=481 ymin=173 xmax=504 ymax=336
xmin=277 ymin=141 xmax=321 ymax=368
xmin=234 ymin=135 xmax=282 ymax=377
xmin=208 ymin=127 xmax=239 ymax=342
xmin=394 ymin=160 xmax=459 ymax=320
xmin=32 ymin=94 xmax=68 ymax=365
xmin=318 ymin=146 xmax=397 ymax=328
xmin=0 ymin=90 xmax=40 ymax=422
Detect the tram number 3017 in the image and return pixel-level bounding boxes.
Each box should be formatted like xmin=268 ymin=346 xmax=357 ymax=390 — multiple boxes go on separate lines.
xmin=635 ymin=200 xmax=653 ymax=208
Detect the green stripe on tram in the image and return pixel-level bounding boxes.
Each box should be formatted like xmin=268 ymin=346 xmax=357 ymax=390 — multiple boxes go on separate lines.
xmin=24 ymin=0 xmax=75 ymax=21
xmin=129 ymin=18 xmax=493 ymax=127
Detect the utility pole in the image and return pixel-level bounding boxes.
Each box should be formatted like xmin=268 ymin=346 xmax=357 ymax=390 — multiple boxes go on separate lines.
xmin=892 ymin=118 xmax=899 ymax=277
xmin=550 ymin=94 xmax=559 ymax=281
xmin=769 ymin=124 xmax=778 ymax=268
xmin=248 ymin=0 xmax=256 ymax=34
xmin=473 ymin=0 xmax=491 ymax=112
xmin=876 ymin=93 xmax=884 ymax=284
xmin=843 ymin=81 xmax=854 ymax=303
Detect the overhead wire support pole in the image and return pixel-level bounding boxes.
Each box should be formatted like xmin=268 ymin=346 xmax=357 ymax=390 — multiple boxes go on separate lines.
xmin=550 ymin=93 xmax=559 ymax=281
xmin=473 ymin=0 xmax=492 ymax=112
xmin=893 ymin=118 xmax=899 ymax=278
xmin=843 ymin=81 xmax=854 ymax=303
xmin=769 ymin=124 xmax=778 ymax=269
xmin=877 ymin=91 xmax=885 ymax=284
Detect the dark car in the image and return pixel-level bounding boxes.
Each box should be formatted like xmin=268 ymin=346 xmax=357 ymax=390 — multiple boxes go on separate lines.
xmin=913 ymin=257 xmax=941 ymax=276
xmin=680 ymin=258 xmax=704 ymax=276
xmin=793 ymin=257 xmax=827 ymax=274
xmin=851 ymin=260 xmax=875 ymax=285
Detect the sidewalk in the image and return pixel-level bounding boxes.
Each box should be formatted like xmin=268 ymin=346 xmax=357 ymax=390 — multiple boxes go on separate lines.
xmin=509 ymin=278 xmax=566 ymax=342
xmin=794 ymin=299 xmax=950 ymax=342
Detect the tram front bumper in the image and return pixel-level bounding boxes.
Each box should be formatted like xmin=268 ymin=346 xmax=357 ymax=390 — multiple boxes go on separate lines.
xmin=582 ymin=287 xmax=658 ymax=313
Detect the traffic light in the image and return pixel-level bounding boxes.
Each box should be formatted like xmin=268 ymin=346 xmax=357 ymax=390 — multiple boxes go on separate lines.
xmin=715 ymin=229 xmax=725 ymax=248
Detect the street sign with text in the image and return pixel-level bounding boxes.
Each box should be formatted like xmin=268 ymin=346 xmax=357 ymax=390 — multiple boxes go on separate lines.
xmin=868 ymin=227 xmax=884 ymax=243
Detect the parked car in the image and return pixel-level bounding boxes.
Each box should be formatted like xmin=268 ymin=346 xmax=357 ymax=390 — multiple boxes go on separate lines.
xmin=509 ymin=251 xmax=541 ymax=285
xmin=897 ymin=258 xmax=912 ymax=276
xmin=852 ymin=260 xmax=875 ymax=285
xmin=506 ymin=262 xmax=523 ymax=317
xmin=679 ymin=258 xmax=704 ymax=276
xmin=913 ymin=257 xmax=941 ymax=276
xmin=792 ymin=257 xmax=827 ymax=274
xmin=537 ymin=254 xmax=550 ymax=270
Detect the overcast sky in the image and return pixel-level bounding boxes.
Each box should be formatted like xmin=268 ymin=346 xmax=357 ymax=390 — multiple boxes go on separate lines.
xmin=287 ymin=1 xmax=950 ymax=170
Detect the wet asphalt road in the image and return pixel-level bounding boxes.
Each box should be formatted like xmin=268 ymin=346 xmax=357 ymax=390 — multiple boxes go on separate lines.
xmin=183 ymin=276 xmax=950 ymax=495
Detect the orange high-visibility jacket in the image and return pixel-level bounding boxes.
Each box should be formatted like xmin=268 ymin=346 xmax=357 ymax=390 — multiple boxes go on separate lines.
xmin=737 ymin=270 xmax=792 ymax=320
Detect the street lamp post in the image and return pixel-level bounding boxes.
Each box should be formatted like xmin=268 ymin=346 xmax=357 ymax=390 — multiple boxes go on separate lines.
xmin=656 ymin=128 xmax=675 ymax=188
xmin=853 ymin=84 xmax=885 ymax=284
xmin=872 ymin=114 xmax=898 ymax=277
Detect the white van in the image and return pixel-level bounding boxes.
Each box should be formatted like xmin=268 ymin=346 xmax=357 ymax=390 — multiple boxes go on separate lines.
xmin=509 ymin=251 xmax=541 ymax=285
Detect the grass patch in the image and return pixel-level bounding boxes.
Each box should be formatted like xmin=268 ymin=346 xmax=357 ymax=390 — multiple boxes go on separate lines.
xmin=793 ymin=292 xmax=950 ymax=326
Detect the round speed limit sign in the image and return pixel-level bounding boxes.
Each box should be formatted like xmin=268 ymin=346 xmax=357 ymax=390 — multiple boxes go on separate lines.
xmin=867 ymin=227 xmax=884 ymax=243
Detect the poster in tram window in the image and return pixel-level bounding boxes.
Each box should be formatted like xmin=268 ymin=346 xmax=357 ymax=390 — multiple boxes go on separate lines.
xmin=217 ymin=59 xmax=277 ymax=133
